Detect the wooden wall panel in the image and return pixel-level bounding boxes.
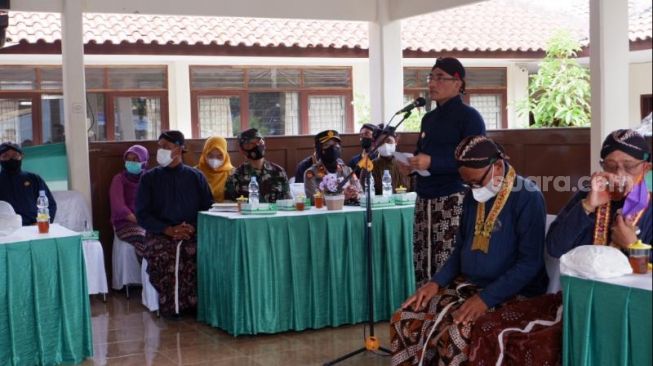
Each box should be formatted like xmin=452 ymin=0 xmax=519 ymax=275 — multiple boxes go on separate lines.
xmin=90 ymin=128 xmax=596 ymax=282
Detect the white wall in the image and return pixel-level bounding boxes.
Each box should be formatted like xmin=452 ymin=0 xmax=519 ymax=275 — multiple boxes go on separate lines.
xmin=629 ymin=62 xmax=652 ymax=127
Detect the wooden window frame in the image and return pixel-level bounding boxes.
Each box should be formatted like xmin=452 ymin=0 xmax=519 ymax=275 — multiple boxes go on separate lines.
xmin=100 ymin=90 xmax=170 ymax=141
xmin=0 ymin=65 xmax=169 ymax=144
xmin=0 ymin=91 xmax=43 ymax=144
xmin=189 ymin=66 xmax=353 ymax=138
xmin=403 ymin=66 xmax=509 ymax=129
xmin=463 ymin=89 xmax=508 ymax=129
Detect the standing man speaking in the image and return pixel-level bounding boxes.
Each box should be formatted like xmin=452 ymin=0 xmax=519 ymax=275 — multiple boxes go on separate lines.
xmin=401 ymin=57 xmax=486 ymax=286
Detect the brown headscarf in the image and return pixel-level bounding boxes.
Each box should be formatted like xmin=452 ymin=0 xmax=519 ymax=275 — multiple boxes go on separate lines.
xmin=196 ymin=136 xmax=234 ymax=202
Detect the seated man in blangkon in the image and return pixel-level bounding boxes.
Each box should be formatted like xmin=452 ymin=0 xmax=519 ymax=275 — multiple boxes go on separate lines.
xmin=547 ymin=129 xmax=652 ymax=260
xmin=390 ymin=135 xmax=561 ymax=366
xmin=136 ymin=130 xmax=213 ymax=318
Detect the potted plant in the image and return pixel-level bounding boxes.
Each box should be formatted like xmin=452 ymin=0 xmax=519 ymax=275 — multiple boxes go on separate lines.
xmin=319 ymin=173 xmax=345 ymax=210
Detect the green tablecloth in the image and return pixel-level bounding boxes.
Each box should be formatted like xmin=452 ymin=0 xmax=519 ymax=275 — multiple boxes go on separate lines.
xmin=562 ymin=275 xmax=652 ymax=366
xmin=0 ymin=227 xmax=93 ymax=366
xmin=197 ymin=206 xmax=416 ymax=336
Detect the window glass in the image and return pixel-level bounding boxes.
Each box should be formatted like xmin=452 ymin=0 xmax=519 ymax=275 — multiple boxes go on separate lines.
xmin=108 ymin=68 xmax=166 ymax=89
xmin=248 ymin=92 xmax=299 ymax=136
xmin=0 ymin=67 xmax=36 ymax=90
xmin=198 ymin=96 xmax=241 ymax=138
xmin=0 ymin=98 xmax=33 ymax=146
xmin=465 ymin=69 xmax=507 ymax=89
xmin=41 ymin=95 xmax=65 ymax=143
xmin=85 ymin=68 xmax=105 ymax=90
xmin=113 ymin=96 xmax=162 ymax=141
xmin=87 ymin=93 xmax=107 ymax=141
xmin=469 ymin=94 xmax=502 ymax=129
xmin=191 ymin=67 xmax=244 ymax=89
xmin=303 ymin=69 xmax=351 ymax=88
xmin=41 ymin=68 xmax=63 ymax=90
xmin=248 ymin=68 xmax=301 ymax=89
xmin=307 ymin=95 xmax=345 ymax=134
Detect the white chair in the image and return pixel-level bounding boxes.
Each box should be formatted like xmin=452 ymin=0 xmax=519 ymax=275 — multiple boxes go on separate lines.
xmin=111 ymin=234 xmax=142 ymax=297
xmin=52 ymin=190 xmax=92 ymax=232
xmin=82 ymin=239 xmax=109 ymax=300
xmin=141 ymin=259 xmax=160 ymax=315
xmin=52 ymin=190 xmax=108 ymax=299
xmin=544 ymin=214 xmax=561 ymax=293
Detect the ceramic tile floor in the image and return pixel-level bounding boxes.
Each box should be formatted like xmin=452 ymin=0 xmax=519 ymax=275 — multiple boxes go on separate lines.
xmin=82 ymin=290 xmax=393 ymax=365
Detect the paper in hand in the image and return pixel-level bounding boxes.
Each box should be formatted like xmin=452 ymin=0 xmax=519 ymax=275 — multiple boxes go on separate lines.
xmin=393 ymin=152 xmax=431 ymax=177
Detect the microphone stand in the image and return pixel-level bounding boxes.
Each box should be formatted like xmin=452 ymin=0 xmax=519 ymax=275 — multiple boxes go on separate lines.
xmin=323 ymin=111 xmax=412 ymax=366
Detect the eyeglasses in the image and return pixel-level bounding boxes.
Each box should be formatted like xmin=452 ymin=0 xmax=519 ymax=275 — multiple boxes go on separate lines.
xmin=426 ymin=74 xmax=458 ymax=83
xmin=242 ymin=138 xmax=264 ymax=150
xmin=462 ymin=164 xmax=494 ymax=189
xmin=600 ymin=160 xmax=645 ymax=174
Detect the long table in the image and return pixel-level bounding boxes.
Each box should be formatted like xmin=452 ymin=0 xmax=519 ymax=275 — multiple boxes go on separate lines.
xmin=197 ymin=205 xmax=416 ymax=336
xmin=0 ymin=224 xmax=93 ymax=366
xmin=561 ymin=274 xmax=652 ymax=366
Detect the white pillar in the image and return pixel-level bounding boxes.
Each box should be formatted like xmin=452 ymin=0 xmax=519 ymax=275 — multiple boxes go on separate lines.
xmin=507 ymin=64 xmax=529 ymax=129
xmin=368 ymin=0 xmax=404 ymax=126
xmin=589 ymin=0 xmax=630 ymax=171
xmin=61 ymin=0 xmax=91 ymax=209
xmin=168 ymin=61 xmax=192 ymax=136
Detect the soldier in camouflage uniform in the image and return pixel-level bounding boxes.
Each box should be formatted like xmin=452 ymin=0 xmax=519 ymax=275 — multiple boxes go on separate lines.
xmin=304 ymin=129 xmax=362 ymax=203
xmin=225 ymin=128 xmax=290 ymax=203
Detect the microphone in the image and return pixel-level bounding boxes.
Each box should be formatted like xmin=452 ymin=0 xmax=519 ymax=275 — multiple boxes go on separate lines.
xmin=394 ymin=97 xmax=426 ymax=115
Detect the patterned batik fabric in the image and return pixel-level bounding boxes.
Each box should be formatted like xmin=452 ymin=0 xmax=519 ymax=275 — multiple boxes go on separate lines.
xmin=468 ymin=293 xmax=563 ymax=366
xmin=390 ymin=279 xmax=481 ymax=366
xmin=115 ymin=222 xmax=146 ymax=260
xmin=413 ymin=192 xmax=465 ymax=287
xmin=143 ymin=233 xmax=198 ymax=316
xmin=224 ymin=160 xmax=290 ymax=203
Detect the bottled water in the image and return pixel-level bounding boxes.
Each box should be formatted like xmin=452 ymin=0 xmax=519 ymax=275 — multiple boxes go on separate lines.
xmin=248 ymin=176 xmax=260 ymax=208
xmin=382 ymin=170 xmax=393 ymax=197
xmin=36 ymin=190 xmax=50 ymax=233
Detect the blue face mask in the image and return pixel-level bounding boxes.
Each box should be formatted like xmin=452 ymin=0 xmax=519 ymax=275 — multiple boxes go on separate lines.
xmin=125 ymin=161 xmax=143 ymax=175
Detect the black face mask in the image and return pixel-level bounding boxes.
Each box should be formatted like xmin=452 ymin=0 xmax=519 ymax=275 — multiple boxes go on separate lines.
xmin=245 ymin=144 xmax=265 ymax=161
xmin=321 ymin=145 xmax=341 ymax=165
xmin=0 ymin=159 xmax=21 ymax=173
xmin=360 ymin=137 xmax=373 ymax=150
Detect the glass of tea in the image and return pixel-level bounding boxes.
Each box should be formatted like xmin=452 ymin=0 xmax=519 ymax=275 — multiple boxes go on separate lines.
xmin=314 ymin=192 xmax=324 ymax=209
xmin=628 ymin=240 xmax=651 ymax=274
xmin=295 ymin=195 xmax=306 ymax=211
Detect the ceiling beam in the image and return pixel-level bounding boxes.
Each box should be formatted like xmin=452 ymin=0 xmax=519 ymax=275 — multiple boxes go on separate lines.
xmin=388 ymin=0 xmax=484 ymax=21
xmin=9 ymin=0 xmax=378 ymax=21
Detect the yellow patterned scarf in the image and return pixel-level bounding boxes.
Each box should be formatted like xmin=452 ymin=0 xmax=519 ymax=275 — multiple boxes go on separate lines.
xmin=472 ymin=165 xmax=516 ymax=253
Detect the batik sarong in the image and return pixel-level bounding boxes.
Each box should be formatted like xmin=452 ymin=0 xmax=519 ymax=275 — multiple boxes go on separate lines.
xmin=115 ymin=222 xmax=146 ymax=259
xmin=143 ymin=233 xmax=198 ymax=316
xmin=413 ymin=192 xmax=465 ymax=286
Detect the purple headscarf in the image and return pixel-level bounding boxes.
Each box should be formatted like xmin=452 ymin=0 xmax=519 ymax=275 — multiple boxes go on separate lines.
xmin=124 ymin=144 xmax=149 ymax=167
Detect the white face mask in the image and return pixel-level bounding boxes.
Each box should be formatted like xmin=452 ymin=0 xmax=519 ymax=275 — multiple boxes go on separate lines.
xmin=156 ymin=148 xmax=173 ymax=167
xmin=207 ymin=158 xmax=224 ymax=170
xmin=471 ymin=166 xmax=502 ymax=203
xmin=378 ymin=143 xmax=396 ymax=157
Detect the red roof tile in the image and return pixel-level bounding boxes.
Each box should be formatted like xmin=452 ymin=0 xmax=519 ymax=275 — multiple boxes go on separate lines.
xmin=4 ymin=0 xmax=651 ymax=53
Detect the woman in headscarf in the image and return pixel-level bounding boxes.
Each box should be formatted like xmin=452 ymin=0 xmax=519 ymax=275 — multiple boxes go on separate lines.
xmin=196 ymin=136 xmax=234 ymax=203
xmin=110 ymin=144 xmax=149 ymax=259
xmin=390 ymin=135 xmax=554 ymax=366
